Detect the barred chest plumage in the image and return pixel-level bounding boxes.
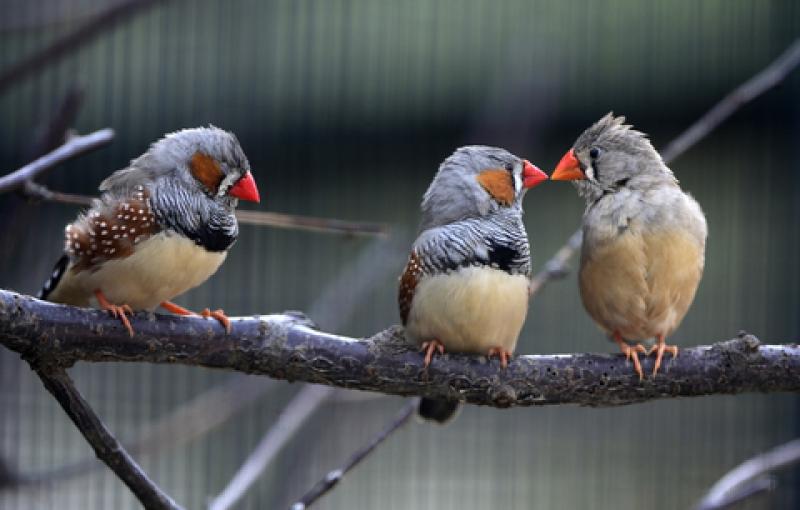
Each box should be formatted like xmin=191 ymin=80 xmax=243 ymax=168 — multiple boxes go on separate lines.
xmin=398 ymin=209 xmax=531 ymax=355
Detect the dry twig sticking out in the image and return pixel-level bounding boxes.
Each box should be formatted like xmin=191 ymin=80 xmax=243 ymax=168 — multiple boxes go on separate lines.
xmin=290 ymin=399 xmax=420 ymax=509
xmin=527 ymin=37 xmax=800 ymax=298
xmin=695 ymin=439 xmax=800 ymax=510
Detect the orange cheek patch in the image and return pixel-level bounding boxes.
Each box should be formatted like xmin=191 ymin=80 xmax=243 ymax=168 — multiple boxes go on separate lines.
xmin=476 ymin=169 xmax=515 ymax=206
xmin=189 ymin=152 xmax=224 ymax=194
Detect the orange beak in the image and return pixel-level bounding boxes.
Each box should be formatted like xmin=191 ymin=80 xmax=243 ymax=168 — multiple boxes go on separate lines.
xmin=522 ymin=160 xmax=548 ymax=189
xmin=551 ymin=149 xmax=585 ymax=181
xmin=228 ymin=172 xmax=261 ymax=203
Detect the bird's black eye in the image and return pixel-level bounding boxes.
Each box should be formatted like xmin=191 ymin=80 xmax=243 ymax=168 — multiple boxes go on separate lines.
xmin=504 ymin=162 xmax=514 ymax=172
xmin=589 ymin=147 xmax=601 ymax=159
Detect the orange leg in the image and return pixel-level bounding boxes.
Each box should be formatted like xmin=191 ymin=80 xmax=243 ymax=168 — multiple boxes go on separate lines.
xmin=94 ymin=289 xmax=134 ymax=337
xmin=648 ymin=334 xmax=679 ymax=377
xmin=487 ymin=347 xmax=512 ymax=369
xmin=613 ymin=332 xmax=646 ymax=380
xmin=160 ymin=301 xmax=232 ymax=333
xmin=420 ymin=339 xmax=445 ymax=368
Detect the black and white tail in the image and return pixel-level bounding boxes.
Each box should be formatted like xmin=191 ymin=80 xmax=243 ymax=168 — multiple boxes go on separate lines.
xmin=37 ymin=255 xmax=69 ymax=301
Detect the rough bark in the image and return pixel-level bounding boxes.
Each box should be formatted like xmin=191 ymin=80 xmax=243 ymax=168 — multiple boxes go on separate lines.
xmin=2 ymin=290 xmax=798 ymax=409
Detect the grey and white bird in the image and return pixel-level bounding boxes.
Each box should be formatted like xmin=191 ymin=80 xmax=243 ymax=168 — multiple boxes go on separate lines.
xmin=551 ymin=113 xmax=707 ymax=378
xmin=38 ymin=126 xmax=261 ymax=335
xmin=398 ymin=145 xmax=548 ymax=422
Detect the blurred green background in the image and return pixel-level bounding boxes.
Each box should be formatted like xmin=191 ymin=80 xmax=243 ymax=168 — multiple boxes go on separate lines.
xmin=1 ymin=1 xmax=799 ymax=508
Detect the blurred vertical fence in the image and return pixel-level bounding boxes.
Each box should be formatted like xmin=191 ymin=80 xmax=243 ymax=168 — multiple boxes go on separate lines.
xmin=1 ymin=1 xmax=799 ymax=508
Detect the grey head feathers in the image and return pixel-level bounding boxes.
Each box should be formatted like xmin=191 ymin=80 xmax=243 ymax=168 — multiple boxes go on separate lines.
xmin=571 ymin=113 xmax=677 ymax=203
xmin=101 ymin=126 xmax=253 ymax=252
xmin=419 ymin=145 xmax=528 ymax=232
xmin=101 ymin=126 xmax=250 ymax=201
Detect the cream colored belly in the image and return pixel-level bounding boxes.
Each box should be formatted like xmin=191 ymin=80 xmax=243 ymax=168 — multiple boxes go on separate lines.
xmin=579 ymin=227 xmax=703 ymax=340
xmin=405 ymin=266 xmax=530 ymax=354
xmin=48 ymin=233 xmax=226 ymax=310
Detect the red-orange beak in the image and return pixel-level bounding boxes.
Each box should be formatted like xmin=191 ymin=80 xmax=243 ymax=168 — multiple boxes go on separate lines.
xmin=228 ymin=172 xmax=260 ymax=203
xmin=551 ymin=149 xmax=585 ymax=181
xmin=522 ymin=160 xmax=548 ymax=189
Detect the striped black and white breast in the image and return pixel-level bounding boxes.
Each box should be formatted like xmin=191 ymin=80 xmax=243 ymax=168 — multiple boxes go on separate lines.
xmin=413 ymin=210 xmax=531 ymax=278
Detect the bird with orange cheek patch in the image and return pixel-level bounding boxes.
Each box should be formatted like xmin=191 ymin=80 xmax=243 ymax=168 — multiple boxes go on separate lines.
xmin=399 ymin=146 xmax=548 ymax=422
xmin=38 ymin=126 xmax=261 ymax=336
xmin=551 ymin=113 xmax=707 ymax=379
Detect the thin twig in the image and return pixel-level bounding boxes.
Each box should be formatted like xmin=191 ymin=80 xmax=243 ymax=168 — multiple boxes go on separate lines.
xmin=235 ymin=209 xmax=388 ymax=237
xmin=208 ymin=385 xmax=334 ymax=510
xmin=207 ymin=237 xmax=407 ymax=509
xmin=290 ymin=398 xmax=419 ymax=509
xmin=529 ymin=37 xmax=800 ymax=297
xmin=695 ymin=439 xmax=800 ymax=510
xmin=0 ymin=375 xmax=277 ymax=488
xmin=25 ymin=85 xmax=85 ymax=161
xmin=0 ymin=129 xmax=115 ymax=194
xmin=31 ymin=365 xmax=182 ymax=510
xmin=660 ymin=39 xmax=800 ymax=163
xmin=2 ymin=128 xmax=388 ymax=236
xmin=0 ymin=0 xmax=166 ymax=95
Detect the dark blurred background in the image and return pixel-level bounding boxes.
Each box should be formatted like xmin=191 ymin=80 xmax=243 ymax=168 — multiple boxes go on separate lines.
xmin=1 ymin=1 xmax=799 ymax=508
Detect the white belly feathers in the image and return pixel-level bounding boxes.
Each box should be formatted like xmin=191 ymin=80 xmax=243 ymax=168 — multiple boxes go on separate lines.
xmin=48 ymin=232 xmax=226 ymax=310
xmin=405 ymin=266 xmax=530 ymax=354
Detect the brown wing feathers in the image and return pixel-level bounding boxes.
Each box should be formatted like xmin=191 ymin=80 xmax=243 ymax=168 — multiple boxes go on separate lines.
xmin=398 ymin=250 xmax=422 ymax=325
xmin=66 ymin=185 xmax=160 ymax=272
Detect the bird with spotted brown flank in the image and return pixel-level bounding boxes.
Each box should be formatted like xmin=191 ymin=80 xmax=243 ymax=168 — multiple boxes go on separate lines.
xmin=38 ymin=126 xmax=261 ymax=336
xmin=551 ymin=113 xmax=707 ymax=379
xmin=399 ymin=145 xmax=548 ymax=422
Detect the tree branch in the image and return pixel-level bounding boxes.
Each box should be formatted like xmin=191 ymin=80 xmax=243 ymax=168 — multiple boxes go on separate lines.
xmin=0 ymin=0 xmax=166 ymax=95
xmin=0 ymin=129 xmax=115 ymax=194
xmin=1 ymin=290 xmax=798 ymax=408
xmin=208 ymin=237 xmax=406 ymax=508
xmin=30 ymin=364 xmax=182 ymax=510
xmin=1 ymin=129 xmax=389 ymax=237
xmin=208 ymin=385 xmax=334 ymax=510
xmin=695 ymin=439 xmax=800 ymax=510
xmin=290 ymin=399 xmax=419 ymax=509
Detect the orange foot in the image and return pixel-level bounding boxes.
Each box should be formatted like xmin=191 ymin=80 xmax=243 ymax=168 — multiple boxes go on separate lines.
xmin=613 ymin=332 xmax=646 ymax=380
xmin=160 ymin=301 xmax=232 ymax=333
xmin=487 ymin=347 xmax=512 ymax=369
xmin=420 ymin=339 xmax=445 ymax=368
xmin=648 ymin=334 xmax=678 ymax=377
xmin=94 ymin=289 xmax=134 ymax=337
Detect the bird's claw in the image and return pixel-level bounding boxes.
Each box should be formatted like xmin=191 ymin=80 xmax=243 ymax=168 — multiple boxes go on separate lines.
xmin=614 ymin=335 xmax=645 ymax=380
xmin=420 ymin=339 xmax=445 ymax=368
xmin=95 ymin=289 xmax=134 ymax=336
xmin=648 ymin=340 xmax=678 ymax=376
xmin=486 ymin=347 xmax=512 ymax=369
xmin=201 ymin=308 xmax=232 ymax=334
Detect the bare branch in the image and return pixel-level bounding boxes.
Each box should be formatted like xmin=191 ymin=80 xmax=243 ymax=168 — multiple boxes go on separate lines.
xmin=25 ymin=85 xmax=85 ymax=161
xmin=529 ymin=229 xmax=582 ymax=296
xmin=30 ymin=364 xmax=181 ymax=510
xmin=695 ymin=439 xmax=800 ymax=510
xmin=208 ymin=385 xmax=334 ymax=510
xmin=208 ymin=237 xmax=407 ymax=508
xmin=2 ymin=127 xmax=388 ymax=236
xmin=291 ymin=399 xmax=419 ymax=509
xmin=1 ymin=290 xmax=798 ymax=408
xmin=235 ymin=210 xmax=388 ymax=237
xmin=661 ymin=39 xmax=800 ymax=163
xmin=529 ymin=37 xmax=800 ymax=296
xmin=0 ymin=0 xmax=166 ymax=95
xmin=0 ymin=129 xmax=115 ymax=194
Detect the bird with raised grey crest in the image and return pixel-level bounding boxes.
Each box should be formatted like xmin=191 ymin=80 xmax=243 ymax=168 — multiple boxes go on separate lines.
xmin=398 ymin=145 xmax=548 ymax=423
xmin=38 ymin=126 xmax=261 ymax=336
xmin=551 ymin=113 xmax=707 ymax=379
